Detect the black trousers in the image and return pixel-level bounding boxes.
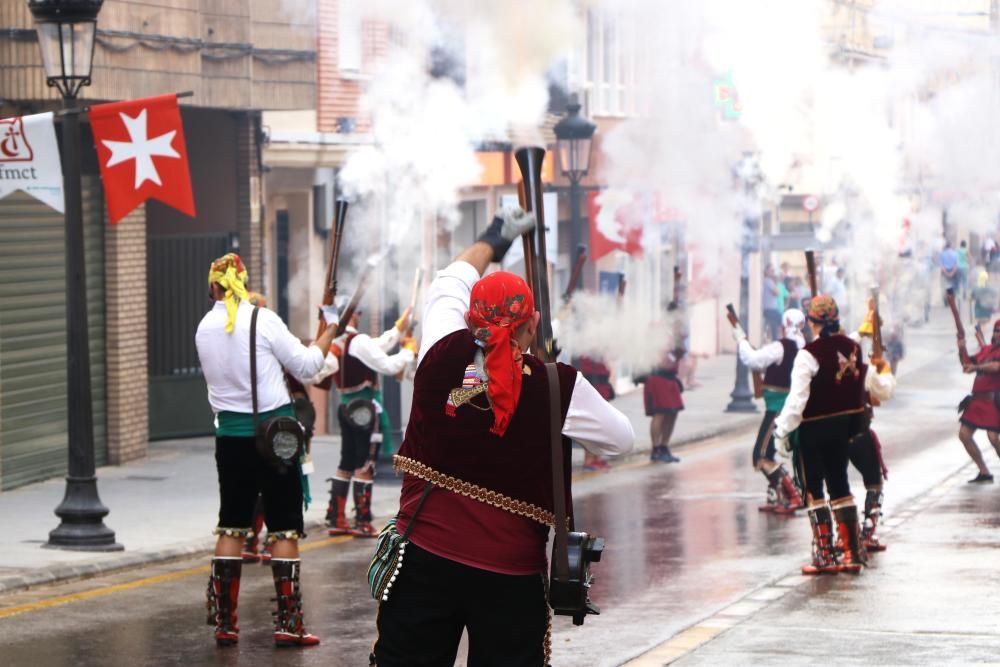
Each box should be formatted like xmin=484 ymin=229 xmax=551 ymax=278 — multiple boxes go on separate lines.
xmin=797 ymin=416 xmax=853 ymax=502
xmin=337 ymin=406 xmax=375 ymax=471
xmin=373 ymin=544 xmax=549 ymax=667
xmin=215 ymin=436 xmax=304 ymax=534
xmin=849 ymin=430 xmax=882 ymax=487
xmin=752 ymin=411 xmax=778 ymax=467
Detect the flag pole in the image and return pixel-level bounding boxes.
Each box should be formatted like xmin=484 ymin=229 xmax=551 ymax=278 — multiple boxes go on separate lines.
xmin=53 ymin=90 xmax=195 ymax=117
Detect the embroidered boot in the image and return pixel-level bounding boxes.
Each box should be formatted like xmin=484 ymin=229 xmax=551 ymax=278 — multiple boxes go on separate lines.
xmin=351 ymin=480 xmax=377 ymax=538
xmin=206 ymin=557 xmax=242 ymax=646
xmin=801 ymin=506 xmax=839 ymax=575
xmin=774 ymin=465 xmax=804 ymax=514
xmin=862 ymin=489 xmax=886 ymax=552
xmin=326 ymin=477 xmax=352 ymax=536
xmin=758 ymin=475 xmax=780 ymax=513
xmin=834 ymin=504 xmax=865 ymax=574
xmin=271 ymin=559 xmax=320 ymax=647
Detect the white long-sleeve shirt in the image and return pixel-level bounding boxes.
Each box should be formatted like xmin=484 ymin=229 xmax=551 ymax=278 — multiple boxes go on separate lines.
xmin=774 ymin=346 xmax=897 ymax=438
xmin=196 ymin=300 xmax=326 ymax=414
xmin=738 ymin=339 xmax=787 ymax=371
xmin=420 ymin=261 xmax=635 ymax=457
xmin=336 ymin=324 xmax=415 ymax=378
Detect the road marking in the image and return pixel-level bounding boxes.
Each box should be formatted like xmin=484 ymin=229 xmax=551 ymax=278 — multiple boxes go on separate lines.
xmin=0 ymin=535 xmax=354 ymax=620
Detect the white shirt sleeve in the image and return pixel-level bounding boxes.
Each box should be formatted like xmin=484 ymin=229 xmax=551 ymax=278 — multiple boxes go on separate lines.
xmin=302 ymin=352 xmax=339 ymax=386
xmin=418 ymin=261 xmax=481 ymax=363
xmin=865 ymin=366 xmax=896 ymax=402
xmin=262 ymin=309 xmax=327 ymax=381
xmin=374 ymin=326 xmax=402 ymax=352
xmin=563 ymin=373 xmax=635 ymax=457
xmin=349 ymin=333 xmax=416 ymax=376
xmin=774 ymin=349 xmax=820 ymax=438
xmin=738 ymin=340 xmax=784 ymax=371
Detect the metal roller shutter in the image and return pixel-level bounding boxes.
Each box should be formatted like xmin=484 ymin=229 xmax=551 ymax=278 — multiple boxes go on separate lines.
xmin=0 ymin=181 xmax=106 ymax=490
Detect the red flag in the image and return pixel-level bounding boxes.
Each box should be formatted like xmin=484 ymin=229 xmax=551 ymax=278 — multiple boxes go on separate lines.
xmin=90 ymin=94 xmax=195 ymax=224
xmin=587 ymin=191 xmax=643 ymax=262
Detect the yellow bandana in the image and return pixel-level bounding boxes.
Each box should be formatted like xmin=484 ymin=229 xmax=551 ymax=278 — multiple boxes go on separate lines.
xmin=208 ymin=253 xmax=249 ymax=333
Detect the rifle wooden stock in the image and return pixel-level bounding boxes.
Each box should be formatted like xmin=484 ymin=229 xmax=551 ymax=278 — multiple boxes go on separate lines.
xmin=725 ymin=303 xmax=763 ymax=398
xmin=314 ymin=198 xmax=349 ymax=390
xmin=946 ymin=289 xmax=971 ymax=367
xmin=869 ymin=287 xmax=884 ymax=407
xmin=401 ymin=266 xmax=424 ymax=338
xmin=515 ymin=146 xmax=556 ymax=362
xmin=563 ymin=245 xmax=588 ymax=303
xmin=335 ymin=261 xmax=377 ymax=338
xmin=805 ymin=249 xmax=818 ymax=298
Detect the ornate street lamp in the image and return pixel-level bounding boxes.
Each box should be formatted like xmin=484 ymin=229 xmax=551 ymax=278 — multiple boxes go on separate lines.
xmin=553 ymin=94 xmax=597 ymax=277
xmin=27 ymin=0 xmax=121 ymax=550
xmin=726 ymin=155 xmax=761 ymax=413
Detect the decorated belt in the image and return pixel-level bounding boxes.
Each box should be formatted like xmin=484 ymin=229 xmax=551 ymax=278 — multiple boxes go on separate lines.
xmin=800 ymin=407 xmax=865 ymax=423
xmin=393 ymin=455 xmax=559 ymax=528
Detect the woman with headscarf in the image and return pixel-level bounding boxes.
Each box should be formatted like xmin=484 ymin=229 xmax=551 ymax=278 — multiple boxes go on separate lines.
xmin=372 ymin=209 xmax=634 ymax=666
xmin=971 ymin=269 xmax=997 ymax=327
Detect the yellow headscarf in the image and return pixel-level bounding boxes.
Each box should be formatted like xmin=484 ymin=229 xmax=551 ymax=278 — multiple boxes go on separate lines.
xmin=978 ymin=270 xmax=989 ymax=289
xmin=208 ymin=253 xmax=249 ymax=333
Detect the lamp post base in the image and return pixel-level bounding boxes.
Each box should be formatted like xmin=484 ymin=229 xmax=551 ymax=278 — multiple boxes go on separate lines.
xmin=46 ymin=475 xmax=123 ymax=551
xmin=725 ymin=391 xmax=758 ymax=413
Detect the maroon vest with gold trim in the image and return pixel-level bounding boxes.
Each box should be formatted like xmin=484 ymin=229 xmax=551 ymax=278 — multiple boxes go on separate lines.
xmin=397 ymin=329 xmax=577 ymax=519
xmin=972 ymin=345 xmax=1000 ymax=392
xmin=763 ymin=339 xmax=798 ymax=390
xmin=802 ymin=335 xmax=867 ymax=421
xmin=332 ymin=333 xmax=378 ymax=393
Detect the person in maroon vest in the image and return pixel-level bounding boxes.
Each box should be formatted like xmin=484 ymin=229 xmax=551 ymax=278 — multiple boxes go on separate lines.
xmin=958 ymin=320 xmax=1000 ymax=483
xmin=326 ymin=300 xmax=416 ymax=538
xmin=371 ymin=211 xmax=634 ymax=667
xmin=576 ymin=355 xmax=615 ymax=472
xmin=644 ymin=348 xmax=684 ymax=463
xmin=773 ymin=296 xmax=895 ymax=575
xmin=733 ymin=308 xmax=806 ymax=514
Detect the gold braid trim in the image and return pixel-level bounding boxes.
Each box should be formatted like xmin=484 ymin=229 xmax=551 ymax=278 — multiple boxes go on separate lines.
xmin=394 ymin=455 xmax=556 ymax=528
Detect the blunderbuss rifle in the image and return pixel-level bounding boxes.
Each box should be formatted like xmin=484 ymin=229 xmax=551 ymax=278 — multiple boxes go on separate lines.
xmin=314 ymin=199 xmax=349 ymax=391
xmin=395 ymin=267 xmax=425 ymax=382
xmin=946 ymin=288 xmax=972 ymax=368
xmin=804 ymin=249 xmax=818 ymax=301
xmin=725 ymin=303 xmax=763 ymax=399
xmin=563 ymin=244 xmax=588 ymax=304
xmin=515 ymin=145 xmax=602 ymax=626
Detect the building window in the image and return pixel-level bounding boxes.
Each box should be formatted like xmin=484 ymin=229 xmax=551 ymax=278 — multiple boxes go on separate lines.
xmin=338 ymin=0 xmax=362 ymax=72
xmin=584 ymin=9 xmax=633 ymax=117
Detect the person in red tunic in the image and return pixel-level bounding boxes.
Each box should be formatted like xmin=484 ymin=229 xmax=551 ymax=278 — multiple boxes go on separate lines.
xmin=371 ymin=210 xmax=634 ymax=667
xmin=773 ymin=296 xmax=895 ymax=576
xmin=644 ymin=349 xmax=684 ymax=463
xmin=958 ymin=320 xmax=1000 ymax=483
xmin=576 ymin=355 xmax=615 ymax=472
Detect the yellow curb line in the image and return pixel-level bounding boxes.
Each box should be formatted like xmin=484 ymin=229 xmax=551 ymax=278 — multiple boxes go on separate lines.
xmin=0 ymin=535 xmax=354 ymax=620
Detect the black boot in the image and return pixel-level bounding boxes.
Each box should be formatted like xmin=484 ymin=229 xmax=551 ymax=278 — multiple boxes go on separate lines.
xmin=862 ymin=489 xmax=886 ymax=552
xmin=801 ymin=506 xmax=838 ymax=575
xmin=351 ymin=480 xmax=376 ymax=537
xmin=271 ymin=559 xmax=320 ymax=647
xmin=206 ymin=557 xmax=242 ymax=645
xmin=326 ymin=477 xmax=352 ymax=536
xmin=834 ymin=504 xmax=865 ymax=573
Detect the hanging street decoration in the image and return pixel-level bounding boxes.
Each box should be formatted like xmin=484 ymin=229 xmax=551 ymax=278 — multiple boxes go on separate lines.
xmin=89 ymin=93 xmax=195 ymax=224
xmin=0 ymin=112 xmax=65 ymax=212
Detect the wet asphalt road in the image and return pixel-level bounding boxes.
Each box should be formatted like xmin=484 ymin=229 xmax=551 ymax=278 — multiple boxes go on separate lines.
xmin=0 ymin=351 xmax=988 ymax=666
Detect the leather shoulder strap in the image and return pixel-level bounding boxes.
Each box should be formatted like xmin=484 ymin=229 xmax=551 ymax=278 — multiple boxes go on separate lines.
xmin=546 ymin=362 xmax=569 ymax=579
xmin=400 ymin=481 xmax=433 ymax=541
xmin=250 ymin=306 xmax=260 ymax=429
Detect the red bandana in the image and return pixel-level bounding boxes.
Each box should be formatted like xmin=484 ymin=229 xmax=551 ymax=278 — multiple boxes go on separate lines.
xmin=467 ymin=272 xmax=535 ymax=436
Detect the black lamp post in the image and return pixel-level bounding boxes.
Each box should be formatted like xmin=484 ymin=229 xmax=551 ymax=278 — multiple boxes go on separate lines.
xmin=28 ymin=0 xmax=122 ymax=550
xmin=553 ymin=94 xmax=596 ymax=281
xmin=726 ymin=156 xmax=761 ymax=414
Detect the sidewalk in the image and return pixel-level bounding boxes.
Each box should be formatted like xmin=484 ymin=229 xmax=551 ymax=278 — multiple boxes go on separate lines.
xmin=0 ymin=352 xmax=754 ymax=594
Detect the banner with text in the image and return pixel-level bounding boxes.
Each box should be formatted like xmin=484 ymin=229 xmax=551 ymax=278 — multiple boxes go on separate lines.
xmin=0 ymin=112 xmax=64 ymax=212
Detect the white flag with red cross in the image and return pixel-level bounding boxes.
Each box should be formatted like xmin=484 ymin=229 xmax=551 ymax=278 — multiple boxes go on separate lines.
xmin=90 ymin=94 xmax=195 ymax=224
xmin=0 ymin=112 xmax=65 ymax=212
